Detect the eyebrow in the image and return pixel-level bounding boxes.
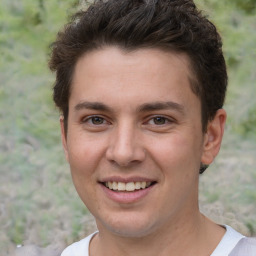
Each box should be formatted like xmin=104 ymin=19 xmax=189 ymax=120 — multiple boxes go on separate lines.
xmin=138 ymin=101 xmax=185 ymax=114
xmin=74 ymin=101 xmax=112 ymax=112
xmin=74 ymin=101 xmax=185 ymax=114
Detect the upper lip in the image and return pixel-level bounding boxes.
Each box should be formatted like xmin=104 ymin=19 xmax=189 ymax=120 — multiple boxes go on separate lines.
xmin=99 ymin=176 xmax=156 ymax=183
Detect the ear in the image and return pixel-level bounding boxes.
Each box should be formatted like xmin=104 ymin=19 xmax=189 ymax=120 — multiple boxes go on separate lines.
xmin=60 ymin=116 xmax=69 ymax=162
xmin=201 ymin=109 xmax=227 ymax=165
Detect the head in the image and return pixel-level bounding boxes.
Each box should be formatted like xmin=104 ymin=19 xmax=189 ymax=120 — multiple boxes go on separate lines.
xmin=49 ymin=0 xmax=227 ymax=237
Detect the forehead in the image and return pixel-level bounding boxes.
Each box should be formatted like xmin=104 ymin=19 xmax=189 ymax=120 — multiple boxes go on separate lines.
xmin=70 ymin=47 xmax=199 ymax=111
xmin=74 ymin=46 xmax=194 ymax=81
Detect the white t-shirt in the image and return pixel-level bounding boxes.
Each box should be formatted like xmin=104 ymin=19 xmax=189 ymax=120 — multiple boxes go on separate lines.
xmin=61 ymin=225 xmax=244 ymax=256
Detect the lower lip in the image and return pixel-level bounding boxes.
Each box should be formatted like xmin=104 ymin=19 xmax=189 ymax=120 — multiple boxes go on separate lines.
xmin=100 ymin=183 xmax=155 ymax=204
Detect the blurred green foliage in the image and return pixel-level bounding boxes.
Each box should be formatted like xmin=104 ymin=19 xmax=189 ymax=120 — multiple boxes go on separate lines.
xmin=233 ymin=0 xmax=256 ymax=14
xmin=0 ymin=0 xmax=255 ymax=252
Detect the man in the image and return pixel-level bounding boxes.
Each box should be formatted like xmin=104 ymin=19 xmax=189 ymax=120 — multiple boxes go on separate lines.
xmin=49 ymin=0 xmax=253 ymax=255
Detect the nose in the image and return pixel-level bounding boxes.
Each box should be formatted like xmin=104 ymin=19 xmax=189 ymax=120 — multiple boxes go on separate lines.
xmin=106 ymin=123 xmax=146 ymax=167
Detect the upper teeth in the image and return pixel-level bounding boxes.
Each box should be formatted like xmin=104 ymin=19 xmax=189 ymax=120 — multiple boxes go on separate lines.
xmin=105 ymin=181 xmax=152 ymax=191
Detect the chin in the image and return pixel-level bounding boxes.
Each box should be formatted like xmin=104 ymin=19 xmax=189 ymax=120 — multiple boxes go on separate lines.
xmin=96 ymin=212 xmax=159 ymax=238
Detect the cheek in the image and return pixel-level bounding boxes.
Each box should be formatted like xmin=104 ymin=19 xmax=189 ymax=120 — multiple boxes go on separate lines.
xmin=66 ymin=133 xmax=106 ymax=177
xmin=66 ymin=137 xmax=103 ymax=205
xmin=151 ymin=132 xmax=203 ymax=174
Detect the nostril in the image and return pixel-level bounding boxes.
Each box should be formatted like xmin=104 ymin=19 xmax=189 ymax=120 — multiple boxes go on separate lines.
xmin=106 ymin=145 xmax=146 ymax=167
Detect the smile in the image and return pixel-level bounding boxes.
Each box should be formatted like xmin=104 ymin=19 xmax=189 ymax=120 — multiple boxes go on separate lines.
xmin=104 ymin=181 xmax=154 ymax=192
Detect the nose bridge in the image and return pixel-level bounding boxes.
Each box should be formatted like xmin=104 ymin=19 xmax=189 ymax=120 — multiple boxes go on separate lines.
xmin=106 ymin=119 xmax=145 ymax=166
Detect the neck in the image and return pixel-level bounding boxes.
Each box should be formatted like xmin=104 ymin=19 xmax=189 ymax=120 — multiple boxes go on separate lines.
xmin=90 ymin=212 xmax=225 ymax=256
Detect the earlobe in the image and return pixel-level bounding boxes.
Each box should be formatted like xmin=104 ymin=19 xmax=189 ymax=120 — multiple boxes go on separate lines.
xmin=60 ymin=116 xmax=69 ymax=162
xmin=201 ymin=109 xmax=226 ymax=165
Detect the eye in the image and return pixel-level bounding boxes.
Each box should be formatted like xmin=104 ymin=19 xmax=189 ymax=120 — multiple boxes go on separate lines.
xmin=90 ymin=116 xmax=105 ymax=125
xmin=82 ymin=115 xmax=108 ymax=125
xmin=152 ymin=117 xmax=167 ymax=125
xmin=148 ymin=116 xmax=170 ymax=125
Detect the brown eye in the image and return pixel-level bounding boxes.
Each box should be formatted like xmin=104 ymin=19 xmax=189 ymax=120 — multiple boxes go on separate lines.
xmin=153 ymin=117 xmax=167 ymax=125
xmin=91 ymin=116 xmax=104 ymax=125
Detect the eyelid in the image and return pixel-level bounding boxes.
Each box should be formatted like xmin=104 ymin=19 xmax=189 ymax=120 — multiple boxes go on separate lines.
xmin=81 ymin=115 xmax=110 ymax=125
xmin=145 ymin=115 xmax=175 ymax=125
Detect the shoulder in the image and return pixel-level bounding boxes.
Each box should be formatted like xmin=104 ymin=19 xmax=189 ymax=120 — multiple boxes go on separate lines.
xmin=229 ymin=237 xmax=256 ymax=256
xmin=61 ymin=232 xmax=98 ymax=256
xmin=211 ymin=225 xmax=244 ymax=256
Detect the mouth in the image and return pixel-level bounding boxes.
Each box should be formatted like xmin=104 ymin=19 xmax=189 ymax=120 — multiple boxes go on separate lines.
xmin=102 ymin=181 xmax=156 ymax=192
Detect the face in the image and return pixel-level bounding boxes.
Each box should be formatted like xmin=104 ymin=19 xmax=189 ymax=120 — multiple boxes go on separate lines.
xmin=61 ymin=47 xmax=225 ymax=238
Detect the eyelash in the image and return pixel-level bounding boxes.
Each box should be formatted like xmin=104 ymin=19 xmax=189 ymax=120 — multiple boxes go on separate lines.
xmin=81 ymin=115 xmax=109 ymax=125
xmin=146 ymin=116 xmax=173 ymax=126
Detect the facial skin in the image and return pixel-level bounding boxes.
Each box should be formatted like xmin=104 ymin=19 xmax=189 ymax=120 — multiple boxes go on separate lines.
xmin=61 ymin=47 xmax=226 ymax=255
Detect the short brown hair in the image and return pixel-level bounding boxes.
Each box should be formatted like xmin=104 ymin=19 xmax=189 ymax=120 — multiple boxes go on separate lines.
xmin=49 ymin=0 xmax=227 ymax=135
